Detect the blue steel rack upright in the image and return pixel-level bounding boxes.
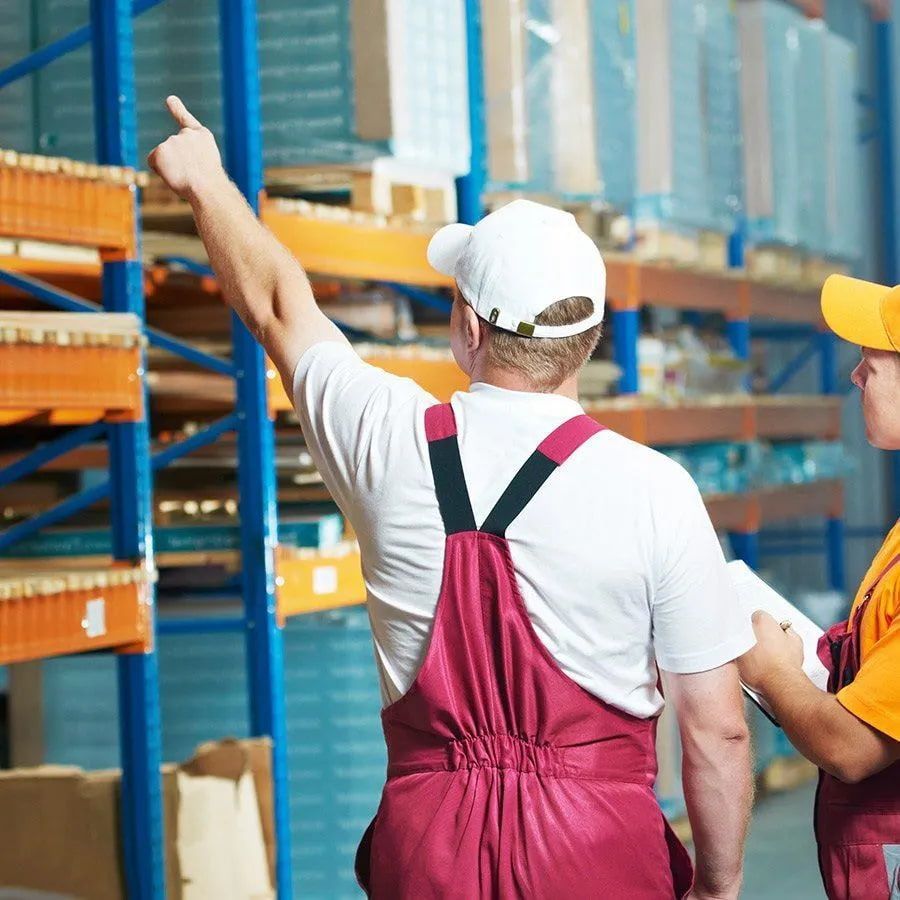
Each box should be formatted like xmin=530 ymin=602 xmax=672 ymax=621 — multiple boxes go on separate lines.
xmin=0 ymin=1 xmax=166 ymax=896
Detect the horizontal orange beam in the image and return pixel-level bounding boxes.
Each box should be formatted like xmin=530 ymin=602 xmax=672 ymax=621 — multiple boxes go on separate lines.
xmin=262 ymin=200 xmax=454 ymax=287
xmin=276 ymin=544 xmax=365 ymax=621
xmin=0 ymin=565 xmax=152 ymax=664
xmin=705 ymin=480 xmax=843 ymax=534
xmin=0 ymin=341 xmax=144 ymax=424
xmin=0 ymin=158 xmax=139 ymax=258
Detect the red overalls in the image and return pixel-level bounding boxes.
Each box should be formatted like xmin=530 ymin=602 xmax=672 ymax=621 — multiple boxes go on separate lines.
xmin=355 ymin=404 xmax=694 ymax=899
xmin=815 ymin=553 xmax=900 ymax=899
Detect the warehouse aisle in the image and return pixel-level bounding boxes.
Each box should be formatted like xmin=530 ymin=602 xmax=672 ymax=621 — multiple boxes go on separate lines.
xmin=742 ymin=782 xmax=825 ymax=899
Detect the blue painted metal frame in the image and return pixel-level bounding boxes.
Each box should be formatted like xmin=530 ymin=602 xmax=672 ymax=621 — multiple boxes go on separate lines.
xmin=765 ymin=336 xmax=820 ymax=394
xmin=0 ymin=0 xmax=165 ymax=90
xmin=612 ymin=309 xmax=640 ymax=394
xmin=218 ymin=1 xmax=293 ymax=895
xmin=0 ymin=414 xmax=238 ymax=552
xmin=387 ymin=282 xmax=454 ymax=315
xmin=90 ymin=1 xmax=164 ymax=897
xmin=456 ymin=0 xmax=486 ymax=225
xmin=0 ymin=268 xmax=235 ymax=376
xmin=0 ymin=422 xmax=106 ymax=487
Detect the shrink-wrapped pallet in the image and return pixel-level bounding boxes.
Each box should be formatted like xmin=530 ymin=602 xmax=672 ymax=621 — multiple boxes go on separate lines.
xmin=31 ymin=0 xmax=470 ymax=176
xmin=483 ymin=0 xmax=636 ymax=207
xmin=633 ymin=0 xmax=741 ymax=235
xmin=823 ymin=29 xmax=863 ymax=262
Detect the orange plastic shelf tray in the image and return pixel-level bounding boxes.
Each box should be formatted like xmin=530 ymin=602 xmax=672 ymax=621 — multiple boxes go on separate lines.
xmin=262 ymin=200 xmax=453 ymax=287
xmin=267 ymin=351 xmax=468 ymax=411
xmin=0 ymin=159 xmax=139 ymax=258
xmin=705 ymin=480 xmax=844 ymax=533
xmin=0 ymin=313 xmax=143 ymax=424
xmin=0 ymin=566 xmax=152 ymax=665
xmin=276 ymin=544 xmax=365 ymax=621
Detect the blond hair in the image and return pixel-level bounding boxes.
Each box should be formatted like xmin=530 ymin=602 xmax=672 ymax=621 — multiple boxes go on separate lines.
xmin=459 ymin=293 xmax=602 ymax=391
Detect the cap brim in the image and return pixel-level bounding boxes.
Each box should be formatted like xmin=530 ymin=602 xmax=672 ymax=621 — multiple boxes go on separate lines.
xmin=821 ymin=274 xmax=895 ymax=351
xmin=426 ymin=223 xmax=472 ymax=277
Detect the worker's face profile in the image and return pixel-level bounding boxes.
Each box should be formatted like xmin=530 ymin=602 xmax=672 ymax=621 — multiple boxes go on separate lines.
xmin=852 ymin=349 xmax=900 ymax=451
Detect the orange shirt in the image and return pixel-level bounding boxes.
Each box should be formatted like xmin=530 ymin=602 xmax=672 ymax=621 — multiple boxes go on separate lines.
xmin=837 ymin=520 xmax=900 ymax=742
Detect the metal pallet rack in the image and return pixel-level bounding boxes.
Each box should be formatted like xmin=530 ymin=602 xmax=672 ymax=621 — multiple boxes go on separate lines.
xmin=0 ymin=2 xmax=165 ymax=896
xmin=0 ymin=1 xmax=896 ymax=897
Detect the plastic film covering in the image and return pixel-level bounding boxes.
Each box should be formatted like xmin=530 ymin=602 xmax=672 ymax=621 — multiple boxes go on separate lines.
xmin=30 ymin=0 xmax=470 ymax=175
xmin=0 ymin=1 xmax=34 ymax=154
xmin=634 ymin=0 xmax=741 ymax=234
xmin=739 ymin=0 xmax=861 ymax=259
xmin=824 ymin=30 xmax=863 ymax=262
xmin=482 ymin=0 xmax=637 ymax=207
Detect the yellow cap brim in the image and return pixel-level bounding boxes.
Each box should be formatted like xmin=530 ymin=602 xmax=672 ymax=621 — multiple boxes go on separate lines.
xmin=821 ymin=274 xmax=896 ymax=351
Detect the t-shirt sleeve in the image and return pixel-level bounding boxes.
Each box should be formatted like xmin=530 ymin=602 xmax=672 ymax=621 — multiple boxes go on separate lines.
xmin=291 ymin=341 xmax=432 ymax=515
xmin=837 ymin=614 xmax=900 ymax=743
xmin=651 ymin=464 xmax=756 ymax=674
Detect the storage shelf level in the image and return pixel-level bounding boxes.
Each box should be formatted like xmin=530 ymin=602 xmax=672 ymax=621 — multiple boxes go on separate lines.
xmin=0 ymin=311 xmax=144 ymax=425
xmin=0 ymin=563 xmax=152 ymax=665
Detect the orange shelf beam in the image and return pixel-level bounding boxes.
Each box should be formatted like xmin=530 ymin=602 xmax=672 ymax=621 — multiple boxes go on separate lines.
xmin=705 ymin=480 xmax=844 ymax=534
xmin=585 ymin=396 xmax=841 ymax=446
xmin=0 ymin=564 xmax=152 ymax=665
xmin=0 ymin=312 xmax=144 ymax=425
xmin=0 ymin=153 xmax=143 ymax=258
xmin=261 ymin=199 xmax=454 ymax=287
xmin=268 ymin=351 xmax=468 ymax=411
xmin=275 ymin=544 xmax=365 ymax=621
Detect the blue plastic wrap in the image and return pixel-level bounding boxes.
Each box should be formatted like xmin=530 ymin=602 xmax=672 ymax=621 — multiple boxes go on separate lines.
xmin=0 ymin=2 xmax=35 ymax=154
xmin=740 ymin=0 xmax=805 ymax=248
xmin=31 ymin=0 xmax=469 ymax=173
xmin=795 ymin=20 xmax=830 ymax=255
xmin=634 ymin=0 xmax=740 ymax=234
xmin=824 ymin=30 xmax=863 ymax=262
xmin=588 ymin=0 xmax=637 ymax=208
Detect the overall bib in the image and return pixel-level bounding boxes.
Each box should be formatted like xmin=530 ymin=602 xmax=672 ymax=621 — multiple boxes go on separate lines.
xmin=815 ymin=553 xmax=900 ymax=899
xmin=355 ymin=404 xmax=694 ymax=899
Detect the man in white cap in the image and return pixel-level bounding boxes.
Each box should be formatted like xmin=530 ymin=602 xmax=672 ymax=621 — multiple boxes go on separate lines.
xmin=151 ymin=97 xmax=753 ymax=899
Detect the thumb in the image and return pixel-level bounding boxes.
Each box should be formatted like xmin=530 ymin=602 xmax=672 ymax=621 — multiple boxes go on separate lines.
xmin=166 ymin=95 xmax=202 ymax=130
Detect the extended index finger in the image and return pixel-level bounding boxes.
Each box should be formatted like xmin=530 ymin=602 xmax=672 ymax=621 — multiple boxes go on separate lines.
xmin=166 ymin=95 xmax=202 ymax=130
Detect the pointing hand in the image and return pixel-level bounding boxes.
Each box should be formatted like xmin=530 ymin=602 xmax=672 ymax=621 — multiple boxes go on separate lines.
xmin=147 ymin=95 xmax=226 ymax=203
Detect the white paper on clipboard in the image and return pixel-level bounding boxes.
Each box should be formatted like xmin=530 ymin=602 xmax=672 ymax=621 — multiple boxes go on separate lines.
xmin=727 ymin=560 xmax=830 ymax=724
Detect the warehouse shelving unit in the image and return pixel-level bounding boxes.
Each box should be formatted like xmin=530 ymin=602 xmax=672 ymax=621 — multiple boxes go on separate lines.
xmin=607 ymin=253 xmax=848 ymax=587
xmin=0 ymin=2 xmax=165 ymax=897
xmin=0 ymin=0 xmax=893 ymax=896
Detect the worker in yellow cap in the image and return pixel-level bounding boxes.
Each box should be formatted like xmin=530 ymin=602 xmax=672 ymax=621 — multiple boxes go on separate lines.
xmin=739 ymin=274 xmax=900 ymax=900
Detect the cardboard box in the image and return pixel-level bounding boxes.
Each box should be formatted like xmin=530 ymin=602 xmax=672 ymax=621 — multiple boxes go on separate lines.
xmin=0 ymin=739 xmax=275 ymax=900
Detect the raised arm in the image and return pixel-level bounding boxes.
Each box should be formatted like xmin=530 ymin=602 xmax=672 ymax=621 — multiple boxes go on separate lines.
xmin=662 ymin=665 xmax=753 ymax=900
xmin=147 ymin=95 xmax=349 ymax=385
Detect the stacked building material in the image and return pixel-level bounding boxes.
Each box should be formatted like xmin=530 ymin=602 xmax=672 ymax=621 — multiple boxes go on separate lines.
xmin=30 ymin=0 xmax=470 ymax=176
xmin=739 ymin=0 xmax=862 ymax=262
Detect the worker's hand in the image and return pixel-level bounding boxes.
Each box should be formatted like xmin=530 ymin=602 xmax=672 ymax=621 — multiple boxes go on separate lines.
xmin=737 ymin=610 xmax=804 ymax=693
xmin=147 ymin=95 xmax=227 ymax=203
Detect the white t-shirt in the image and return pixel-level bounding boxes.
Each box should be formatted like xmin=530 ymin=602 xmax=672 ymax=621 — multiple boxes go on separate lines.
xmin=293 ymin=342 xmax=754 ymax=717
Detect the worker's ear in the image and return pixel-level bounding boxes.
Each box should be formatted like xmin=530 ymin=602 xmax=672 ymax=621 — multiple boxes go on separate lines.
xmin=463 ymin=303 xmax=485 ymax=354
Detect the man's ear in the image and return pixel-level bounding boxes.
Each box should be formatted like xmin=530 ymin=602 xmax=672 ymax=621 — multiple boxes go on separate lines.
xmin=463 ymin=302 xmax=484 ymax=352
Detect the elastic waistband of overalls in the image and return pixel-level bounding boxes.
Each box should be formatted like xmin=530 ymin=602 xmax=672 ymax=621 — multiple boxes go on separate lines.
xmin=386 ymin=732 xmax=654 ymax=784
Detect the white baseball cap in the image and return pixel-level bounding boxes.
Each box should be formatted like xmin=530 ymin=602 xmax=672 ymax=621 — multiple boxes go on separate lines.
xmin=427 ymin=199 xmax=606 ymax=338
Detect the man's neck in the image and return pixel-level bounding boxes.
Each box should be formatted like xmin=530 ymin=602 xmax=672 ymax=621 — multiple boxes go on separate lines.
xmin=470 ymin=365 xmax=580 ymax=401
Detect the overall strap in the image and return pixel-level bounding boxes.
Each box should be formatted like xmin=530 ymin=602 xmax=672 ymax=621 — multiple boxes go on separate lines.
xmin=425 ymin=404 xmax=476 ymax=534
xmin=865 ymin=552 xmax=900 ymax=599
xmin=480 ymin=415 xmax=605 ymax=537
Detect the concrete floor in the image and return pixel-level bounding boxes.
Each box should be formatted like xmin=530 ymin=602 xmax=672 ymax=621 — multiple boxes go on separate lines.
xmin=742 ymin=782 xmax=825 ymax=899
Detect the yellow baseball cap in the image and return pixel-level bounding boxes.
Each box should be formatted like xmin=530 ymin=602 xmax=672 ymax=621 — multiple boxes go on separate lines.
xmin=821 ymin=274 xmax=900 ymax=352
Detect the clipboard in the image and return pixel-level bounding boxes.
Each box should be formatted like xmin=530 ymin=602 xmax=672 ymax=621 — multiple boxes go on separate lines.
xmin=727 ymin=560 xmax=830 ymax=727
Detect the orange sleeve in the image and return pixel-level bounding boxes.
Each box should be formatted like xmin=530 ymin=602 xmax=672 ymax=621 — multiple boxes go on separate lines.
xmin=838 ymin=614 xmax=900 ymax=743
